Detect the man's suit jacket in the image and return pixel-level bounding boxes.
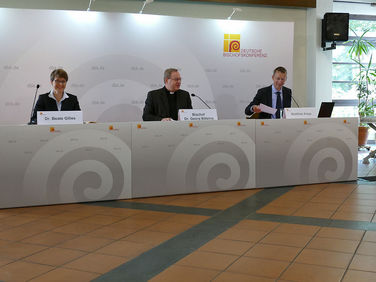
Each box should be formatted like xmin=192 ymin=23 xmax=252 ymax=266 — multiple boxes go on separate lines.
xmin=30 ymin=92 xmax=81 ymax=124
xmin=244 ymin=85 xmax=292 ymax=119
xmin=142 ymin=87 xmax=192 ymax=121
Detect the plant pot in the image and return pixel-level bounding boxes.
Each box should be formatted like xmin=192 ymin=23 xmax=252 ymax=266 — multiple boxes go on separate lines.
xmin=358 ymin=126 xmax=369 ymax=147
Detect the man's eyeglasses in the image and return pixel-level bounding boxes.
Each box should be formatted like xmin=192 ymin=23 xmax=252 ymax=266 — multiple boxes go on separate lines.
xmin=169 ymin=78 xmax=182 ymax=82
xmin=54 ymin=79 xmax=67 ymax=84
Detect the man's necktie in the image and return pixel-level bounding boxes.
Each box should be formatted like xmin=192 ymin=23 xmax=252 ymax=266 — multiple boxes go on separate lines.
xmin=276 ymin=91 xmax=282 ymax=119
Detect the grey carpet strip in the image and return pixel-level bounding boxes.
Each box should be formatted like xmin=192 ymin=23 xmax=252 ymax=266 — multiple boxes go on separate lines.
xmin=248 ymin=213 xmax=376 ymax=230
xmin=93 ymin=186 xmax=294 ymax=282
xmin=84 ymin=200 xmax=220 ymax=216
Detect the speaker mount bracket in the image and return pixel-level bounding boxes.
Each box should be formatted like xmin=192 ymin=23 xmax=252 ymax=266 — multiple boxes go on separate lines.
xmin=322 ymin=41 xmax=336 ymax=51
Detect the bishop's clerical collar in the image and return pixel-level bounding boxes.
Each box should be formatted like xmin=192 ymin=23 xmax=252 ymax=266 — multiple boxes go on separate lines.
xmin=164 ymin=86 xmax=175 ymax=95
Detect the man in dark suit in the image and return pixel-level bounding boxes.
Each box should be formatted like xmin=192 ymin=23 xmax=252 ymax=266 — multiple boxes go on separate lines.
xmin=143 ymin=68 xmax=192 ymax=121
xmin=30 ymin=69 xmax=80 ymax=124
xmin=245 ymin=66 xmax=292 ymax=119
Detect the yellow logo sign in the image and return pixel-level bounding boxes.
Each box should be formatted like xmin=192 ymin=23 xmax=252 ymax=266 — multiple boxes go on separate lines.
xmin=224 ymin=34 xmax=240 ymax=53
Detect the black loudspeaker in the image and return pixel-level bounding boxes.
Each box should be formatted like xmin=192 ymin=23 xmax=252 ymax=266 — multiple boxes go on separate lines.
xmin=322 ymin=13 xmax=349 ymax=42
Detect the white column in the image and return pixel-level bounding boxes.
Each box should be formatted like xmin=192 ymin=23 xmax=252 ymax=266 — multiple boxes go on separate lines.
xmin=306 ymin=0 xmax=334 ymax=107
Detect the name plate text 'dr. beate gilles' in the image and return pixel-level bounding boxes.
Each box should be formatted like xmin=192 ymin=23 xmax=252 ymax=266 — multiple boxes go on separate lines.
xmin=178 ymin=109 xmax=218 ymax=121
xmin=37 ymin=111 xmax=83 ymax=125
xmin=284 ymin=107 xmax=317 ymax=119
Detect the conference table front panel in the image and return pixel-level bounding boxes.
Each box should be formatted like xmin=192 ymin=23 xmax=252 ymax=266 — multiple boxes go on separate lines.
xmin=255 ymin=118 xmax=358 ymax=187
xmin=0 ymin=118 xmax=357 ymax=208
xmin=0 ymin=123 xmax=132 ymax=209
xmin=131 ymin=120 xmax=256 ymax=198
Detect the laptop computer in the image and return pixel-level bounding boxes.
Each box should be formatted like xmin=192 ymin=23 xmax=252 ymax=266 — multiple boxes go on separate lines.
xmin=318 ymin=102 xmax=335 ymax=118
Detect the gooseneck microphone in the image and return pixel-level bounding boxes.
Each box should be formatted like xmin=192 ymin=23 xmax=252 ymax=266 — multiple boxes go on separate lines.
xmin=28 ymin=84 xmax=40 ymax=124
xmin=191 ymin=93 xmax=211 ymax=109
xmin=286 ymin=91 xmax=300 ymax=108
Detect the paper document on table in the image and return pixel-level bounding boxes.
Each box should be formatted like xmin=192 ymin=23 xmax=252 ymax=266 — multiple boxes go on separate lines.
xmin=259 ymin=103 xmax=277 ymax=115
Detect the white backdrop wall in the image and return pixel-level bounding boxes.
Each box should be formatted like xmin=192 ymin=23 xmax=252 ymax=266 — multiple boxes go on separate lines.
xmin=0 ymin=1 xmax=307 ymax=118
xmin=0 ymin=8 xmax=293 ymax=123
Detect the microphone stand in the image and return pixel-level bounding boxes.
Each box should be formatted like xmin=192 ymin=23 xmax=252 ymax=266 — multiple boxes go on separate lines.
xmin=287 ymin=92 xmax=300 ymax=108
xmin=28 ymin=84 xmax=40 ymax=125
xmin=191 ymin=93 xmax=211 ymax=109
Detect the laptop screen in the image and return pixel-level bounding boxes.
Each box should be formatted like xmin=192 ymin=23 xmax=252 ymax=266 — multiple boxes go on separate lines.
xmin=318 ymin=102 xmax=335 ymax=118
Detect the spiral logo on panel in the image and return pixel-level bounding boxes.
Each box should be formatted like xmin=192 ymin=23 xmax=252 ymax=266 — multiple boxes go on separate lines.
xmin=23 ymin=129 xmax=131 ymax=204
xmin=284 ymin=123 xmax=356 ymax=183
xmin=166 ymin=125 xmax=255 ymax=193
xmin=229 ymin=40 xmax=240 ymax=52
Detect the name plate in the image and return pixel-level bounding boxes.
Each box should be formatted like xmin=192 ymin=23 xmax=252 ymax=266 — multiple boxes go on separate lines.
xmin=178 ymin=109 xmax=218 ymax=121
xmin=37 ymin=111 xmax=83 ymax=125
xmin=284 ymin=107 xmax=317 ymax=119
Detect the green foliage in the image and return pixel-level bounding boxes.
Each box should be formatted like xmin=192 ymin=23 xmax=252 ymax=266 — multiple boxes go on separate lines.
xmin=347 ymin=28 xmax=376 ymax=123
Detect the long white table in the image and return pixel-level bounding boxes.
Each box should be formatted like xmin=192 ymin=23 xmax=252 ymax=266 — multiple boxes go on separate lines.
xmin=0 ymin=118 xmax=357 ymax=208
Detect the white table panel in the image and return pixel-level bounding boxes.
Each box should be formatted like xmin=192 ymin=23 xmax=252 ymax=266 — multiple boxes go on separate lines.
xmin=256 ymin=118 xmax=357 ymax=187
xmin=131 ymin=120 xmax=256 ymax=197
xmin=0 ymin=123 xmax=132 ymax=208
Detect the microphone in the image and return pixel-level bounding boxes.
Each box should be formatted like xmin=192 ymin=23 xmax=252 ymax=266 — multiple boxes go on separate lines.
xmin=191 ymin=93 xmax=211 ymax=109
xmin=28 ymin=84 xmax=40 ymax=125
xmin=286 ymin=91 xmax=300 ymax=108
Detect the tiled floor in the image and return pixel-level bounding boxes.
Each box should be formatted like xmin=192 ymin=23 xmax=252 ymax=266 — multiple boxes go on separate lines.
xmin=3 ymin=148 xmax=376 ymax=282
xmin=0 ymin=183 xmax=376 ymax=281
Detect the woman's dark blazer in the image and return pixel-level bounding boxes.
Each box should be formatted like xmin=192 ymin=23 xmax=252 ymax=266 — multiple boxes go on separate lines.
xmin=30 ymin=92 xmax=80 ymax=124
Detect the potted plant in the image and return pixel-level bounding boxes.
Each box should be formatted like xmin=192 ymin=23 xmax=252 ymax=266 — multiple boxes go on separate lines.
xmin=347 ymin=28 xmax=376 ymax=146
